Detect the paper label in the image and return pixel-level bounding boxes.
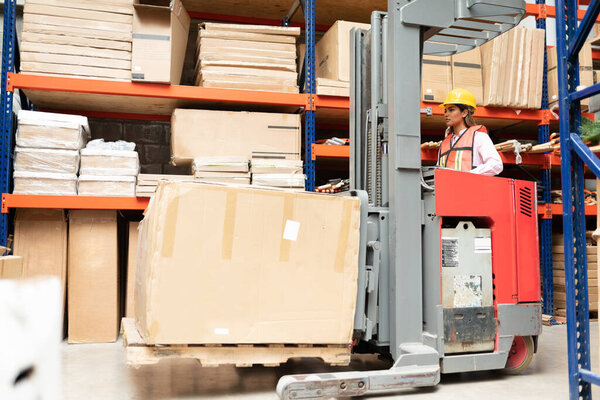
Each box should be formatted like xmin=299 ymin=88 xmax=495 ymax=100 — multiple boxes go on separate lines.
xmin=442 ymin=237 xmax=459 ymax=268
xmin=283 ymin=220 xmax=300 ymax=241
xmin=214 ymin=328 xmax=229 ymax=335
xmin=474 ymin=237 xmax=492 ymax=253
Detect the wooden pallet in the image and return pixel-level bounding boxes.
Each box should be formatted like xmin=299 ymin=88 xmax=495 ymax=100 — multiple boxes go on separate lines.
xmin=121 ymin=318 xmax=351 ymax=368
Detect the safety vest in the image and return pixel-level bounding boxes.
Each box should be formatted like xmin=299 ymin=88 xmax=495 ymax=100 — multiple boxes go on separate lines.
xmin=438 ymin=125 xmax=487 ymax=171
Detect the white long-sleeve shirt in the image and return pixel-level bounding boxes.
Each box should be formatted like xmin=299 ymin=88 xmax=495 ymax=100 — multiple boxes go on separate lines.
xmin=449 ymin=128 xmax=503 ymax=176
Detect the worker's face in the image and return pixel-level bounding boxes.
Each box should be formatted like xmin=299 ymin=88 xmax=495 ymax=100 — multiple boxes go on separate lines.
xmin=444 ymin=105 xmax=468 ymax=128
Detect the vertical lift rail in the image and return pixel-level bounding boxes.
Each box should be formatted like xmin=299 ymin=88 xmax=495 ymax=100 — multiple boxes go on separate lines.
xmin=555 ymin=0 xmax=600 ymax=398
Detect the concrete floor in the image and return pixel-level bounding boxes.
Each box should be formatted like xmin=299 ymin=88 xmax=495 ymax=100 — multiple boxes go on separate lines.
xmin=62 ymin=323 xmax=600 ymax=400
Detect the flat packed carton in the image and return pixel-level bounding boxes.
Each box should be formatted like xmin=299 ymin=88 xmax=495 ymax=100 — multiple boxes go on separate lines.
xmin=14 ymin=147 xmax=80 ymax=175
xmin=135 ymin=181 xmax=360 ymax=345
xmin=13 ymin=209 xmax=67 ymax=313
xmin=316 ymin=20 xmax=370 ymax=82
xmin=79 ymin=149 xmax=139 ymax=176
xmin=170 ymin=109 xmax=301 ymax=165
xmin=78 ymin=175 xmax=137 ymax=197
xmin=0 ymin=254 xmax=24 ymax=279
xmin=548 ymin=42 xmax=593 ymax=110
xmin=13 ymin=172 xmax=78 ymax=196
xmin=68 ymin=210 xmax=119 ymax=343
xmin=132 ymin=0 xmax=190 ymax=84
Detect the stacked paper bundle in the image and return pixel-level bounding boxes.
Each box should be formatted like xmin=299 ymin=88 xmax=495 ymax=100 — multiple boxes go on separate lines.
xmin=13 ymin=110 xmax=88 ymax=195
xmin=251 ymin=156 xmax=305 ymax=190
xmin=547 ymin=42 xmax=593 ymax=110
xmin=192 ymin=156 xmax=250 ymax=184
xmin=480 ymin=26 xmax=545 ymax=109
xmin=78 ymin=139 xmax=139 ymax=196
xmin=136 ymin=174 xmax=193 ymax=197
xmin=21 ymin=0 xmax=133 ymax=81
xmin=195 ymin=22 xmax=300 ymax=93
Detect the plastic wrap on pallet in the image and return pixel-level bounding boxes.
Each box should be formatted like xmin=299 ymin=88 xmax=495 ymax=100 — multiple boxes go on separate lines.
xmin=192 ymin=156 xmax=249 ymax=173
xmin=80 ymin=148 xmax=139 ymax=176
xmin=78 ymin=175 xmax=136 ymax=197
xmin=251 ymin=173 xmax=306 ymax=188
xmin=14 ymin=147 xmax=80 ymax=174
xmin=16 ymin=110 xmax=89 ymax=150
xmin=13 ymin=171 xmax=77 ymax=196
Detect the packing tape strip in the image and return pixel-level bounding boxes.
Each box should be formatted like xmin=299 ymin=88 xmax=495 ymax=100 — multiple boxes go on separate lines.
xmin=161 ymin=184 xmax=180 ymax=258
xmin=279 ymin=194 xmax=295 ymax=263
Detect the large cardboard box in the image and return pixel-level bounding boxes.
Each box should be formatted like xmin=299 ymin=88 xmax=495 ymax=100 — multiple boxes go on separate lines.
xmin=451 ymin=48 xmax=483 ymax=106
xmin=135 ymin=181 xmax=360 ymax=345
xmin=68 ymin=210 xmax=119 ymax=343
xmin=315 ymin=20 xmax=370 ymax=82
xmin=131 ymin=0 xmax=190 ymax=84
xmin=125 ymin=221 xmax=139 ymax=318
xmin=170 ymin=109 xmax=301 ymax=165
xmin=548 ymin=42 xmax=593 ymax=110
xmin=422 ymin=56 xmax=452 ymax=103
xmin=13 ymin=209 xmax=67 ymax=312
xmin=0 ymin=255 xmax=24 ymax=279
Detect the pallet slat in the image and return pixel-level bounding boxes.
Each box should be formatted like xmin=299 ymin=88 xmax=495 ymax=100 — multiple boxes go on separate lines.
xmin=121 ymin=318 xmax=350 ymax=367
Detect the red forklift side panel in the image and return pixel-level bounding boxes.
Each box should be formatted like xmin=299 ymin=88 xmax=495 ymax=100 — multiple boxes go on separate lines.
xmin=435 ymin=169 xmax=519 ymax=304
xmin=514 ymin=180 xmax=541 ymax=302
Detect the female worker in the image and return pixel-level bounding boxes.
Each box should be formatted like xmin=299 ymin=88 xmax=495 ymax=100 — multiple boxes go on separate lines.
xmin=437 ymin=88 xmax=503 ymax=176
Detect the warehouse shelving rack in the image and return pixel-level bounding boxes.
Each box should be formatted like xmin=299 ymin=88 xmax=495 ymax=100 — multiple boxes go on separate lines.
xmin=555 ymin=0 xmax=600 ymax=398
xmin=0 ymin=0 xmax=597 ymax=319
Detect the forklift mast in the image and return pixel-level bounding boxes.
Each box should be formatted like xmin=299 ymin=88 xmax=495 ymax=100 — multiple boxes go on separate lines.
xmin=277 ymin=2 xmax=533 ymax=398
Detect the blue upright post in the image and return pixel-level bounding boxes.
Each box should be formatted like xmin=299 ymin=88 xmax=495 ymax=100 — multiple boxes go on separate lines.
xmin=555 ymin=0 xmax=592 ymax=398
xmin=536 ymin=0 xmax=554 ymax=316
xmin=0 ymin=0 xmax=16 ymax=247
xmin=304 ymin=0 xmax=315 ymax=191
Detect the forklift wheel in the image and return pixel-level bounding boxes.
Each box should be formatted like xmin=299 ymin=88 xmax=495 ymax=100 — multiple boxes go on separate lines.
xmin=504 ymin=336 xmax=534 ymax=374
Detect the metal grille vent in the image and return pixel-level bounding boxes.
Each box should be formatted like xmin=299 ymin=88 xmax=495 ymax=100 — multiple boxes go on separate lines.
xmin=519 ymin=187 xmax=533 ymax=217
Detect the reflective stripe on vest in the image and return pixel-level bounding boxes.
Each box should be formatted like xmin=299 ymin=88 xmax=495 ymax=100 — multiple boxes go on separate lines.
xmin=438 ymin=125 xmax=487 ymax=171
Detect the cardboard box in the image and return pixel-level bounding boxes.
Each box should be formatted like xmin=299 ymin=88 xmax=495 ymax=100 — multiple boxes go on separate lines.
xmin=14 ymin=147 xmax=80 ymax=174
xmin=0 ymin=255 xmax=24 ymax=279
xmin=16 ymin=110 xmax=88 ymax=150
xmin=125 ymin=221 xmax=139 ymax=318
xmin=548 ymin=42 xmax=593 ymax=110
xmin=170 ymin=109 xmax=301 ymax=165
xmin=131 ymin=0 xmax=190 ymax=84
xmin=422 ymin=56 xmax=452 ymax=103
xmin=13 ymin=171 xmax=78 ymax=196
xmin=80 ymin=149 xmax=139 ymax=176
xmin=315 ymin=20 xmax=370 ymax=82
xmin=480 ymin=34 xmax=502 ymax=106
xmin=78 ymin=175 xmax=137 ymax=197
xmin=68 ymin=210 xmax=119 ymax=343
xmin=13 ymin=209 xmax=67 ymax=313
xmin=451 ymin=48 xmax=483 ymax=106
xmin=135 ymin=181 xmax=360 ymax=344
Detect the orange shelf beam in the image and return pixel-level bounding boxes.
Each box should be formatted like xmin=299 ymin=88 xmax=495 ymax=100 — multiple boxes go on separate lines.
xmin=313 ymin=144 xmax=560 ymax=166
xmin=538 ymin=203 xmax=597 ymax=216
xmin=1 ymin=194 xmax=149 ymax=213
xmin=8 ymin=73 xmax=308 ymax=108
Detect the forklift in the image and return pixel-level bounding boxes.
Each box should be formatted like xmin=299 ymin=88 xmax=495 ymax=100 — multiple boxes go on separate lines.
xmin=277 ymin=0 xmax=541 ymax=398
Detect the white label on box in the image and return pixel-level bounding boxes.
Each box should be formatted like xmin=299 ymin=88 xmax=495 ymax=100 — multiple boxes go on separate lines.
xmin=283 ymin=220 xmax=300 ymax=241
xmin=214 ymin=328 xmax=229 ymax=335
xmin=474 ymin=237 xmax=492 ymax=253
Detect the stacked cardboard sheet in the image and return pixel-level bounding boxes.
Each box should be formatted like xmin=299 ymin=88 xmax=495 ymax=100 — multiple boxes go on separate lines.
xmin=13 ymin=110 xmax=88 ymax=195
xmin=316 ymin=78 xmax=350 ymax=97
xmin=136 ymin=174 xmax=193 ymax=197
xmin=251 ymin=157 xmax=304 ymax=190
xmin=78 ymin=139 xmax=139 ymax=196
xmin=21 ymin=0 xmax=133 ymax=81
xmin=195 ymin=22 xmax=300 ymax=93
xmin=193 ymin=156 xmax=250 ymax=185
xmin=480 ymin=26 xmax=545 ymax=109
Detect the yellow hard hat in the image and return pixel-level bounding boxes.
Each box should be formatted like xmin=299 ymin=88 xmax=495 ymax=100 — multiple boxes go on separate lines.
xmin=440 ymin=88 xmax=477 ymax=112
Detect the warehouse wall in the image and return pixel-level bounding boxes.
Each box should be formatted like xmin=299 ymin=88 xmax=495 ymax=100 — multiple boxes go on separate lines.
xmin=88 ymin=119 xmax=189 ymax=175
